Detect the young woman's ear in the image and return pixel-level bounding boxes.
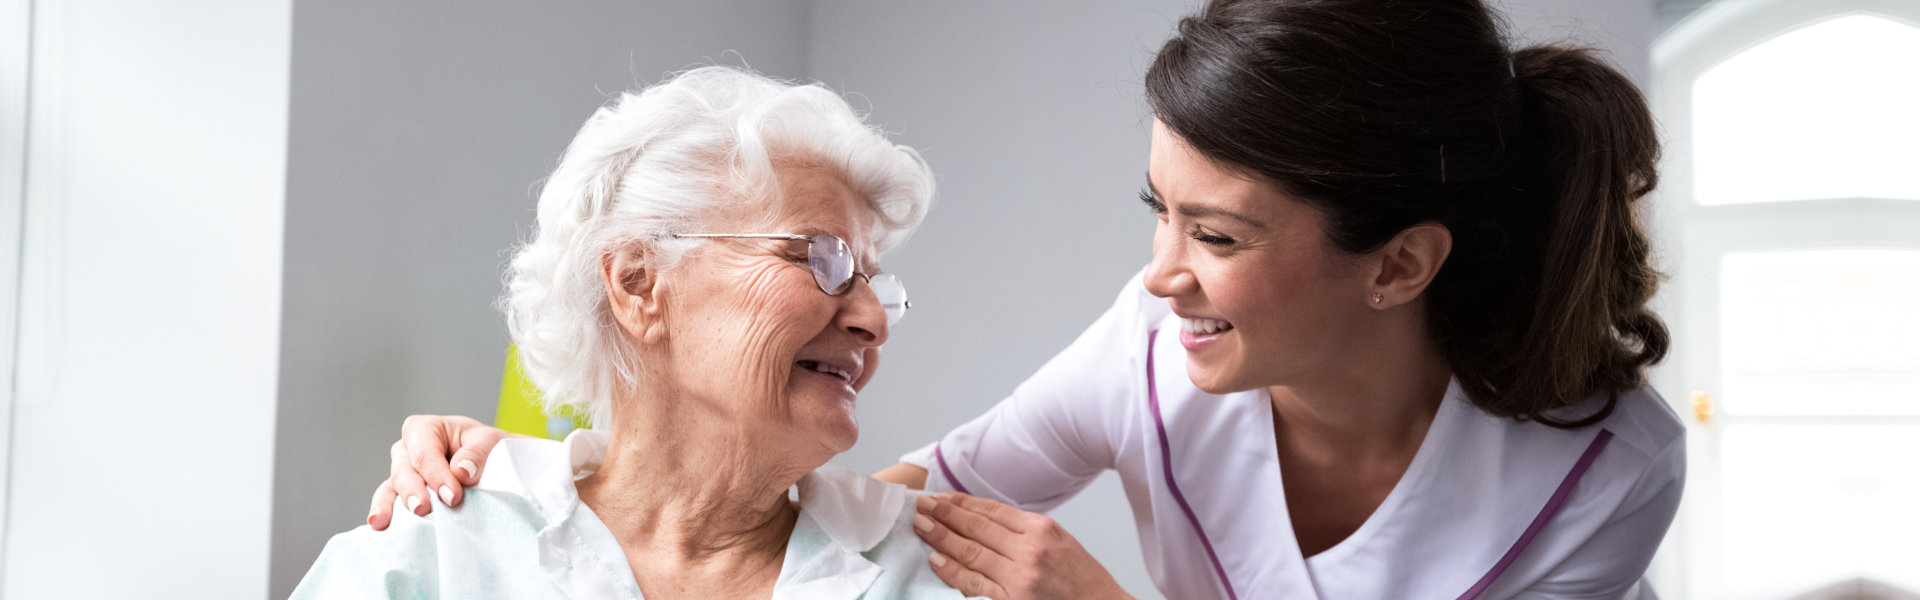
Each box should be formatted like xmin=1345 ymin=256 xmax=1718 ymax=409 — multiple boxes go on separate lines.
xmin=1367 ymin=223 xmax=1452 ymax=308
xmin=601 ymin=242 xmax=668 ymax=344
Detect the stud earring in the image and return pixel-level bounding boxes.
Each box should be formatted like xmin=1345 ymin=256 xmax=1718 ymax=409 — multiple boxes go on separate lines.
xmin=1370 ymin=293 xmax=1383 ymax=305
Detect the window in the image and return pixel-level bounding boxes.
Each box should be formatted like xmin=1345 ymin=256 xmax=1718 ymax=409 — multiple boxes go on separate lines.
xmin=1692 ymin=15 xmax=1920 ymax=205
xmin=1654 ymin=1 xmax=1920 ymax=597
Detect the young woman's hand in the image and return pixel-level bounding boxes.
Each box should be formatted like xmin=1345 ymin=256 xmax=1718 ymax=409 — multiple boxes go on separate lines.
xmin=367 ymin=415 xmax=516 ymax=530
xmin=912 ymin=492 xmax=1134 ymax=600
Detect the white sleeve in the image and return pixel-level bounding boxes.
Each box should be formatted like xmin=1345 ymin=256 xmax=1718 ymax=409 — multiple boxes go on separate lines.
xmin=1511 ymin=437 xmax=1686 ymax=599
xmin=900 ymin=272 xmax=1153 ymax=514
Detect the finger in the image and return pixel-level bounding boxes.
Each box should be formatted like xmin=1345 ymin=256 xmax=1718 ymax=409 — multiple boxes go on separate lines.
xmin=369 ymin=481 xmax=398 ymax=531
xmin=389 ymin=441 xmax=434 ymax=517
xmin=913 ymin=505 xmax=1017 ymax=579
xmin=936 ymin=491 xmax=1033 ymax=532
xmin=447 ymin=422 xmax=508 ymax=487
xmin=919 ymin=494 xmax=1024 ymax=552
xmin=402 ymin=415 xmax=464 ymax=508
xmin=927 ymin=550 xmax=1009 ymax=600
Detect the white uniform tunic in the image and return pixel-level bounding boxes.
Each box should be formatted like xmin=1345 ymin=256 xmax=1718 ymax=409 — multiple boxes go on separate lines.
xmin=902 ymin=271 xmax=1684 ymax=600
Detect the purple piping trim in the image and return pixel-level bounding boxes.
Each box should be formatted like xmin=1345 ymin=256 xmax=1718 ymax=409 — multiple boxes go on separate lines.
xmin=933 ymin=442 xmax=973 ymax=495
xmin=1455 ymin=428 xmax=1616 ymax=600
xmin=1146 ymin=330 xmax=1241 ymax=600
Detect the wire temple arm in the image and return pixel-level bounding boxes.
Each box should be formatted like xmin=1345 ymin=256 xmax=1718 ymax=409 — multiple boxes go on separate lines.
xmin=668 ymin=233 xmax=812 ymax=241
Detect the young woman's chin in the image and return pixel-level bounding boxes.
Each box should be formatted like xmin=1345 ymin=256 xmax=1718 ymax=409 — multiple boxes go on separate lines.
xmin=1182 ymin=356 xmax=1250 ymax=396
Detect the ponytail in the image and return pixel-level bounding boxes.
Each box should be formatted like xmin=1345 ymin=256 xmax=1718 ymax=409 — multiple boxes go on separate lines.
xmin=1146 ymin=0 xmax=1668 ymax=427
xmin=1481 ymin=46 xmax=1667 ymax=427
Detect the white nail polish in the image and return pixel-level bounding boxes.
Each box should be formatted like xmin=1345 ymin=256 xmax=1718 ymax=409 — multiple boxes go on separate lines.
xmin=406 ymin=495 xmax=421 ymax=512
xmin=929 ymin=551 xmax=948 ymax=568
xmin=456 ymin=459 xmax=478 ymax=480
xmin=438 ymin=485 xmax=455 ymax=505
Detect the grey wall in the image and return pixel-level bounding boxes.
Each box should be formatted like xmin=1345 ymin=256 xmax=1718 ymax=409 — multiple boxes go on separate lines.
xmin=269 ymin=2 xmax=806 ymax=597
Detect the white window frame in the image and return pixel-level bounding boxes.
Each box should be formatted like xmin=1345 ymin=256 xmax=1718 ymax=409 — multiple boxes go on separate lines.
xmin=1651 ymin=1 xmax=1920 ymax=597
xmin=0 ymin=0 xmax=33 ymax=584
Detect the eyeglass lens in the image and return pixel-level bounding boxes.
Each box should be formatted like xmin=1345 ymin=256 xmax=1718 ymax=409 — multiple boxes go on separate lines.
xmin=807 ymin=235 xmax=908 ymax=325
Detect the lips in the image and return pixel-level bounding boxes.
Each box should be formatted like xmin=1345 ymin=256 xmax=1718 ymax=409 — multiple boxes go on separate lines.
xmin=1172 ymin=310 xmax=1233 ymax=353
xmin=796 ymin=358 xmax=860 ymax=385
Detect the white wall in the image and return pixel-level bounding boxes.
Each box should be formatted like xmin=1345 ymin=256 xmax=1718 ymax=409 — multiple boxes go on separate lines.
xmin=2 ymin=1 xmax=290 ymax=598
xmin=268 ymin=2 xmax=808 ymax=598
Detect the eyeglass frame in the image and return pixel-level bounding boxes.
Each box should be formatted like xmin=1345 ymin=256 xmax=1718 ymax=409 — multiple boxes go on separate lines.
xmin=665 ymin=232 xmax=911 ymax=322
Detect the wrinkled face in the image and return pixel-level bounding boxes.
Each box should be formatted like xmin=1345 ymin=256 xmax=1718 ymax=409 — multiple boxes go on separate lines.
xmin=1142 ymin=120 xmax=1373 ymax=394
xmin=646 ymin=161 xmax=889 ymax=457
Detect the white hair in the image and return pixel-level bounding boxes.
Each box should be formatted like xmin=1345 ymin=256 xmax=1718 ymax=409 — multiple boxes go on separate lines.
xmin=504 ymin=66 xmax=934 ymax=427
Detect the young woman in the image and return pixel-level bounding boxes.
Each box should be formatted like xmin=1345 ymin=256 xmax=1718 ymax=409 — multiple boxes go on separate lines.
xmin=372 ymin=1 xmax=1682 ymax=597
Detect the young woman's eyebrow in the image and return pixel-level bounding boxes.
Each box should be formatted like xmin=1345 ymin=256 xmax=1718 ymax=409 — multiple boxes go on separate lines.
xmin=1146 ymin=173 xmax=1267 ymax=228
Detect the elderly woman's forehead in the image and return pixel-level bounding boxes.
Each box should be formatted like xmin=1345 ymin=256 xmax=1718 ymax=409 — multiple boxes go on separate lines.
xmin=770 ymin=164 xmax=875 ymax=232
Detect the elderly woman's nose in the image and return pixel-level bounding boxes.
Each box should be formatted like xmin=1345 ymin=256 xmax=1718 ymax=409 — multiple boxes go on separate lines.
xmin=834 ymin=280 xmax=891 ymax=346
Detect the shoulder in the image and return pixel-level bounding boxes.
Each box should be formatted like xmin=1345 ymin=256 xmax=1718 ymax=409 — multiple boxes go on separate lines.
xmin=1497 ymin=382 xmax=1685 ymax=529
xmin=1584 ymin=383 xmax=1686 ymax=466
xmin=863 ymin=489 xmax=977 ymax=599
xmin=291 ymin=482 xmax=552 ymax=599
xmin=797 ymin=464 xmax=971 ymax=599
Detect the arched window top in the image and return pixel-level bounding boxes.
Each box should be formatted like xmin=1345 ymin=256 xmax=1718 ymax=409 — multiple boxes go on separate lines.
xmin=1691 ymin=14 xmax=1920 ymax=205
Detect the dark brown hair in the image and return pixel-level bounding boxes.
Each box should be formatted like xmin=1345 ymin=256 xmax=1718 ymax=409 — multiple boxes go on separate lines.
xmin=1145 ymin=0 xmax=1667 ymax=427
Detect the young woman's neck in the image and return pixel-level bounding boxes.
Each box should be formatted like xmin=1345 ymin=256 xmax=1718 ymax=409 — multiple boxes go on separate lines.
xmin=1267 ymin=309 xmax=1452 ymax=457
xmin=575 ymin=386 xmax=816 ymax=598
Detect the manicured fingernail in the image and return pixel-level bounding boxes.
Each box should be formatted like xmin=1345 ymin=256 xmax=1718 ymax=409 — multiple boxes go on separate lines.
xmin=406 ymin=495 xmax=422 ymax=513
xmin=438 ymin=485 xmax=455 ymax=505
xmin=455 ymin=459 xmax=478 ymax=480
xmin=367 ymin=513 xmax=377 ymax=527
xmin=929 ymin=551 xmax=947 ymax=568
xmin=914 ymin=514 xmax=933 ymax=533
xmin=915 ymin=495 xmax=936 ymax=511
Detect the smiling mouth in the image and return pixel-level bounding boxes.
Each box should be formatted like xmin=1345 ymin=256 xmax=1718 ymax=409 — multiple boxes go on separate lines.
xmin=1181 ymin=316 xmax=1234 ymax=336
xmin=796 ymin=360 xmax=854 ymax=384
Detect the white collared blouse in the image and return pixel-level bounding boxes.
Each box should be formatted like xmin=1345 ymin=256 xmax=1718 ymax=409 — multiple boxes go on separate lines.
xmin=294 ymin=430 xmax=971 ymax=599
xmin=902 ymin=270 xmax=1685 ymax=600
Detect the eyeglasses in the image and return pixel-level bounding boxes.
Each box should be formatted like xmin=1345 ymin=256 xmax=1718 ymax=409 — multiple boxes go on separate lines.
xmin=668 ymin=233 xmax=910 ymax=325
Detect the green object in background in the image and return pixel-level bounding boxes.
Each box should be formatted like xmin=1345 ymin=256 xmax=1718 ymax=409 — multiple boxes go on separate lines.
xmin=497 ymin=345 xmax=591 ymax=440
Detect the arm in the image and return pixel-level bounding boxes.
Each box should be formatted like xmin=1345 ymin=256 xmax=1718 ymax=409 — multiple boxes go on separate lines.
xmin=368 ymin=415 xmax=530 ymax=531
xmin=900 ymin=272 xmax=1156 ymax=598
xmin=901 ymin=274 xmax=1148 ymax=512
xmin=875 ymin=463 xmax=929 ymax=490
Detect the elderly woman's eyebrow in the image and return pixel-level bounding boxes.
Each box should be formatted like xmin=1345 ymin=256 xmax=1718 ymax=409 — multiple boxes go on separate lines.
xmin=1145 ymin=174 xmax=1267 ymax=228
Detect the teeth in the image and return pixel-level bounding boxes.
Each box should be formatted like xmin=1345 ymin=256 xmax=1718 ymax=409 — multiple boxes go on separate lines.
xmin=1181 ymin=317 xmax=1233 ymax=335
xmin=801 ymin=360 xmax=851 ymax=382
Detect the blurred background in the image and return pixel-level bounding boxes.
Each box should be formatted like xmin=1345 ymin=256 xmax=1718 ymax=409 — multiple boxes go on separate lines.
xmin=0 ymin=0 xmax=1915 ymax=598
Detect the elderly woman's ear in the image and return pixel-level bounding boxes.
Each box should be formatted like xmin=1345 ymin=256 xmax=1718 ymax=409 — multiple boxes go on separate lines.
xmin=601 ymin=242 xmax=667 ymax=344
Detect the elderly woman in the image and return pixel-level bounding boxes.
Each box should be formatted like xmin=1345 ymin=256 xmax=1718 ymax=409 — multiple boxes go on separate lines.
xmin=291 ymin=66 xmax=966 ymax=599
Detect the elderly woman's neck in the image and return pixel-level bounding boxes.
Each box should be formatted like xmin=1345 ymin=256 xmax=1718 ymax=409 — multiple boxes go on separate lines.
xmin=574 ymin=403 xmax=817 ymax=573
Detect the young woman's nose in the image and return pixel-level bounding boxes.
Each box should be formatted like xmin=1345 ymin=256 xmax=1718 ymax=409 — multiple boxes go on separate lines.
xmin=1143 ymin=221 xmax=1198 ymax=299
